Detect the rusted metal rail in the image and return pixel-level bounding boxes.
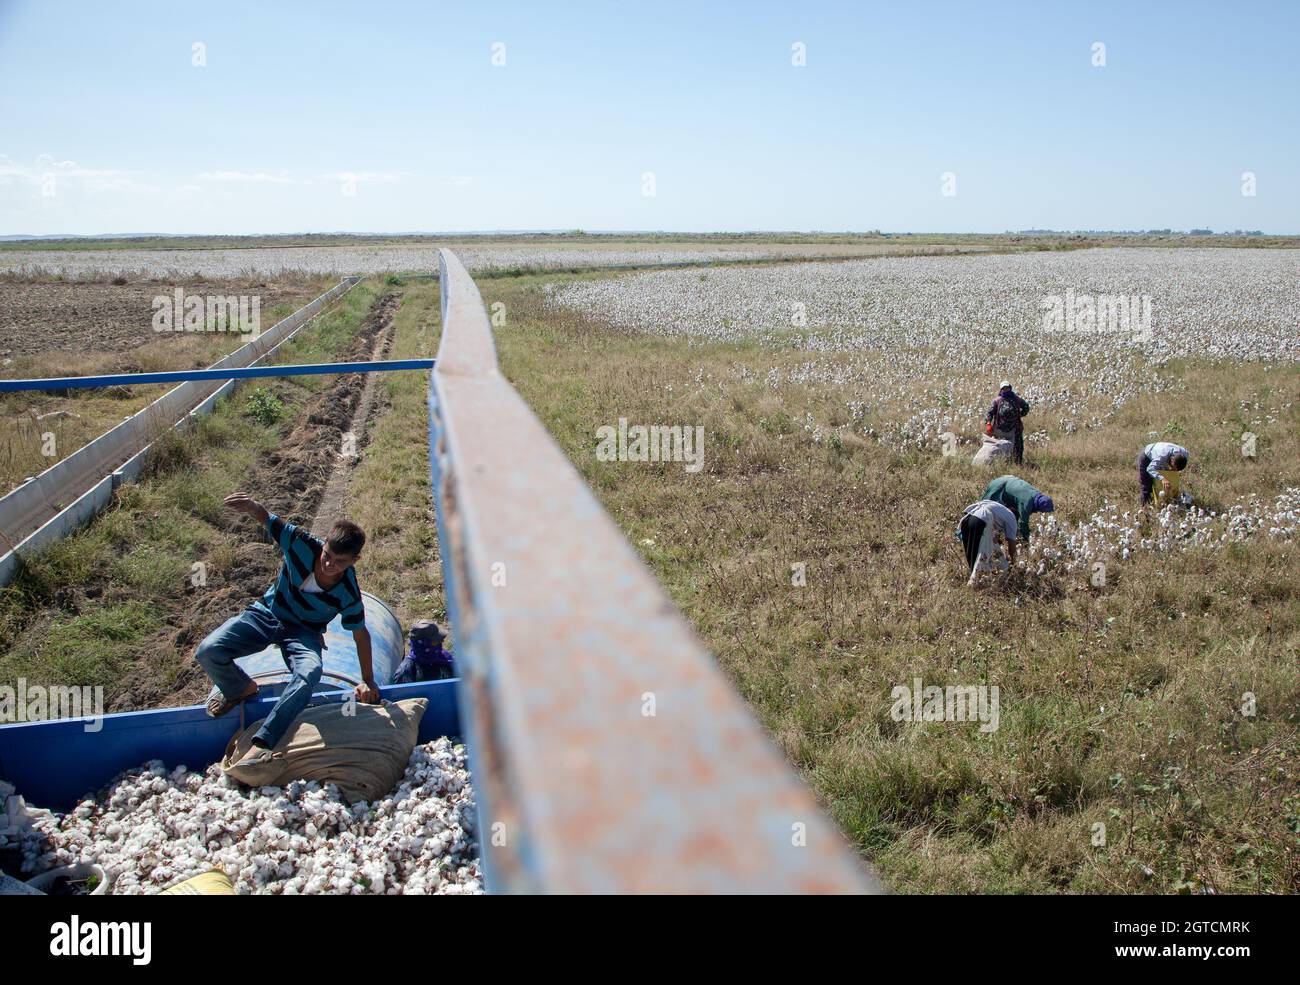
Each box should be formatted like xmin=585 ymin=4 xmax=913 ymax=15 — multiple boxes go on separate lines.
xmin=429 ymin=248 xmax=881 ymax=893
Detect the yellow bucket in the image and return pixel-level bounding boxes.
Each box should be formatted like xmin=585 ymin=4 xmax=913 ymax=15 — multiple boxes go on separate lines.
xmin=158 ymin=868 xmax=236 ymax=895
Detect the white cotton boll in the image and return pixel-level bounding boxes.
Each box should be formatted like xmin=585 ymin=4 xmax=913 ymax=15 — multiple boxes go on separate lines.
xmin=15 ymin=739 xmax=480 ymax=895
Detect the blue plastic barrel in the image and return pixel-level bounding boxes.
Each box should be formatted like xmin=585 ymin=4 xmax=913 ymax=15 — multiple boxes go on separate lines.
xmin=234 ymin=592 xmax=404 ymax=691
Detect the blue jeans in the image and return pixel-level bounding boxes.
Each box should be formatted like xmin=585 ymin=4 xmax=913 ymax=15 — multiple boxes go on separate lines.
xmin=194 ymin=602 xmax=324 ymax=748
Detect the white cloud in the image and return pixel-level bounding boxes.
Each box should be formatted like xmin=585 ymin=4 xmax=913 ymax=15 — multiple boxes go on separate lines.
xmin=318 ymin=171 xmax=405 ymax=184
xmin=34 ymin=153 xmax=77 ymax=170
xmin=0 ymin=155 xmax=130 ymax=195
xmin=196 ymin=170 xmax=294 ymax=184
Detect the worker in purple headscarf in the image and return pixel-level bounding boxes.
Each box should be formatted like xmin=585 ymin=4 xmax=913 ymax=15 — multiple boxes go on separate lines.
xmin=980 ymin=474 xmax=1054 ymax=543
xmin=391 ymin=620 xmax=455 ymax=684
xmin=985 ymin=380 xmax=1031 ymax=465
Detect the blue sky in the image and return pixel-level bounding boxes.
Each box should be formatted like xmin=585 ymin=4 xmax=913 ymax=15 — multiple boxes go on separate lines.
xmin=1 ymin=0 xmax=1296 ymax=235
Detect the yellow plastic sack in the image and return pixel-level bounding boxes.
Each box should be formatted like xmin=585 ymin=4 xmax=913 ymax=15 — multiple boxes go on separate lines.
xmin=159 ymin=869 xmax=235 ymax=895
xmin=1153 ymin=469 xmax=1182 ymax=506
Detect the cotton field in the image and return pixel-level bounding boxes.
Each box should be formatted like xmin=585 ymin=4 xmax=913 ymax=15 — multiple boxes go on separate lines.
xmin=1027 ymin=487 xmax=1300 ymax=575
xmin=551 ymin=248 xmax=1300 ymax=451
xmin=0 ymin=244 xmax=781 ymax=279
xmin=7 ymin=738 xmax=482 ymax=895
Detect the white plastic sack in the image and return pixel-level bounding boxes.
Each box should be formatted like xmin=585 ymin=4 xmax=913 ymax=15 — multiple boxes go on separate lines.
xmin=967 ymin=533 xmax=1009 ymax=585
xmin=972 ymin=545 xmax=1009 ymax=574
xmin=972 ymin=435 xmax=1014 ymax=467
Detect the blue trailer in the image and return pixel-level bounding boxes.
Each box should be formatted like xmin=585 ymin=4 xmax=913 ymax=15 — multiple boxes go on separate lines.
xmin=0 ymin=592 xmax=460 ymax=812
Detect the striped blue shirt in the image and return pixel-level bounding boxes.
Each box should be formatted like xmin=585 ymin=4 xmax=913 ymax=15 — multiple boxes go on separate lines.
xmin=259 ymin=514 xmax=366 ymax=632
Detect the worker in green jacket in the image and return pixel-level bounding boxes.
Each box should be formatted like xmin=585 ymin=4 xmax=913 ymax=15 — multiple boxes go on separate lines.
xmin=980 ymin=475 xmax=1054 ymax=542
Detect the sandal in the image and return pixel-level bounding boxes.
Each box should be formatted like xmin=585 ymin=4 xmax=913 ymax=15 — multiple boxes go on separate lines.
xmin=205 ymin=682 xmax=258 ymax=718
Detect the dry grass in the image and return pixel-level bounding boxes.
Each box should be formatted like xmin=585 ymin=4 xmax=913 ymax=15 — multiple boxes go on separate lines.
xmin=487 ymin=272 xmax=1299 ymax=895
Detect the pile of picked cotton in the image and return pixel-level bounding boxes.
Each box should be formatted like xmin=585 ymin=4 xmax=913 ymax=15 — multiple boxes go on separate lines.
xmin=1 ymin=781 xmax=56 ymax=847
xmin=9 ymin=738 xmax=481 ymax=895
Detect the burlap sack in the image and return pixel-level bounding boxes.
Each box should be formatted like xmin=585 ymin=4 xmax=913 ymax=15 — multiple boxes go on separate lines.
xmin=221 ymin=698 xmax=427 ymax=803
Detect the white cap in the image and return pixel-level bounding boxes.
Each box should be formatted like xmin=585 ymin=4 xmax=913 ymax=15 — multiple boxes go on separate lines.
xmin=999 ymin=379 xmax=1011 ymax=390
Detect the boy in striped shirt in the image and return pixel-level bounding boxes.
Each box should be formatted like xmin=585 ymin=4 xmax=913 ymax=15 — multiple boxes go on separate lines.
xmin=195 ymin=493 xmax=378 ymax=762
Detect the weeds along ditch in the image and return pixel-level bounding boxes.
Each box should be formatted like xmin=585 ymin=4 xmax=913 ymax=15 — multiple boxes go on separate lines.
xmin=0 ymin=278 xmax=442 ymax=713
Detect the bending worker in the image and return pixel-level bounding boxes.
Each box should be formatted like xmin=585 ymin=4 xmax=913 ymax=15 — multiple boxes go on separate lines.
xmin=1138 ymin=441 xmax=1190 ymax=508
xmin=981 ymin=474 xmax=1055 ymax=543
xmin=985 ymin=380 xmax=1031 ymax=465
xmin=958 ymin=499 xmax=1019 ymax=586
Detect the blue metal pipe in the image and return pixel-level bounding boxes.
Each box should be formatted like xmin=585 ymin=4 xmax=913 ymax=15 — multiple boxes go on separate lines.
xmin=0 ymin=359 xmax=436 ymax=392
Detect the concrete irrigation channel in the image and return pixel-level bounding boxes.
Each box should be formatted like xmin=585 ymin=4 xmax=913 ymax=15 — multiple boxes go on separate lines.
xmin=0 ymin=278 xmax=361 ymax=586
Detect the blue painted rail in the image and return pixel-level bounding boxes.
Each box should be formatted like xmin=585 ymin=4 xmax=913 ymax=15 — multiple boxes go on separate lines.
xmin=0 ymin=359 xmax=435 ymax=392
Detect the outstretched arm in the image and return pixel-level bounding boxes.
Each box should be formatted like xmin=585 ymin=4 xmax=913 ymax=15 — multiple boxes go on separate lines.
xmin=224 ymin=492 xmax=269 ymax=524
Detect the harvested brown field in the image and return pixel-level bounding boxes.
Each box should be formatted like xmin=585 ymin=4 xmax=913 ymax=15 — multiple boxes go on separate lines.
xmin=0 ymin=277 xmax=327 ymax=358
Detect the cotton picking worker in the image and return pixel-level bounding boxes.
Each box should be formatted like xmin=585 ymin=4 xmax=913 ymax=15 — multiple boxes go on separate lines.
xmin=981 ymin=473 xmax=1055 ymax=543
xmin=1138 ymin=441 xmax=1190 ymax=508
xmin=985 ymin=380 xmax=1031 ymax=465
xmin=194 ymin=493 xmax=379 ymax=765
xmin=957 ymin=499 xmax=1019 ymax=586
